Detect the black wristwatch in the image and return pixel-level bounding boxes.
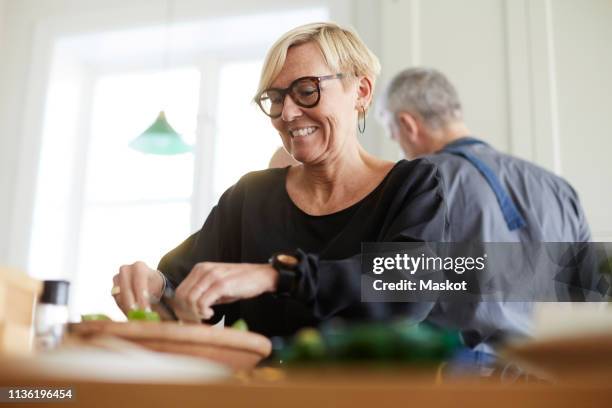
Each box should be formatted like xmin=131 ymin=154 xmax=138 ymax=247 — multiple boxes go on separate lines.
xmin=269 ymin=251 xmax=301 ymax=295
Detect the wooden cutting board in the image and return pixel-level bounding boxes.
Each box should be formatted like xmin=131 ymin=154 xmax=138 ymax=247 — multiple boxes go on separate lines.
xmin=503 ymin=333 xmax=612 ymax=379
xmin=69 ymin=321 xmax=272 ymax=370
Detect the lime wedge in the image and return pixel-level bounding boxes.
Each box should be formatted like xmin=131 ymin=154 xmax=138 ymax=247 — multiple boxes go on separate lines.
xmin=231 ymin=319 xmax=249 ymax=331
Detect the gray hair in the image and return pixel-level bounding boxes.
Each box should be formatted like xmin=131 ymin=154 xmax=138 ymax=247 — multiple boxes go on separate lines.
xmin=378 ymin=67 xmax=462 ymax=130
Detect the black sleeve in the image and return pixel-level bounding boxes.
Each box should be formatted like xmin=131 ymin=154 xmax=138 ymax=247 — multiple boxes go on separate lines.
xmin=291 ymin=163 xmax=448 ymax=321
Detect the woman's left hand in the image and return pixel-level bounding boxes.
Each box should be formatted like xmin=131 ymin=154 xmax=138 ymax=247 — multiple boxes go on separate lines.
xmin=172 ymin=262 xmax=279 ymax=322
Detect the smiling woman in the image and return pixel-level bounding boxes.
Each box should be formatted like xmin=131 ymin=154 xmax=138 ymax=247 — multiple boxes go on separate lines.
xmin=112 ymin=22 xmax=448 ymax=337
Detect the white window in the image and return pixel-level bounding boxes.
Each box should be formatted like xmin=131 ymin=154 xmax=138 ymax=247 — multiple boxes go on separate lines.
xmin=28 ymin=7 xmax=330 ymax=321
xmin=73 ymin=69 xmax=199 ymax=320
xmin=213 ymin=60 xmax=279 ymax=201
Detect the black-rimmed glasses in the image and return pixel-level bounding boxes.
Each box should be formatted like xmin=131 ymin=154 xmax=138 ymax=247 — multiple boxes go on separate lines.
xmin=256 ymin=73 xmax=346 ymax=118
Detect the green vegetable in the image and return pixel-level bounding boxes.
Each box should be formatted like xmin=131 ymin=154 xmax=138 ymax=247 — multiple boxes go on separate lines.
xmin=81 ymin=314 xmax=112 ymax=321
xmin=275 ymin=321 xmax=462 ymax=365
xmin=127 ymin=309 xmax=160 ymax=322
xmin=293 ymin=328 xmax=326 ymax=360
xmin=231 ymin=319 xmax=249 ymax=331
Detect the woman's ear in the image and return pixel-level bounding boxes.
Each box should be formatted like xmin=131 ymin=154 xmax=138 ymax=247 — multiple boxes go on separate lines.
xmin=355 ymin=75 xmax=374 ymax=109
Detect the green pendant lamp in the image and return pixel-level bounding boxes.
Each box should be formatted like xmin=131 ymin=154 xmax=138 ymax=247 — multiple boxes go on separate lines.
xmin=129 ymin=110 xmax=192 ymax=155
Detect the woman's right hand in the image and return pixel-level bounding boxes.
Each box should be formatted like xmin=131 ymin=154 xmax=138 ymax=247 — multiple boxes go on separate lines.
xmin=112 ymin=261 xmax=164 ymax=316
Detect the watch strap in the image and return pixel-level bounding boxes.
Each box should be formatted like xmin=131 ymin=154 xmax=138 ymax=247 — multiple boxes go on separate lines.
xmin=270 ymin=251 xmax=301 ymax=295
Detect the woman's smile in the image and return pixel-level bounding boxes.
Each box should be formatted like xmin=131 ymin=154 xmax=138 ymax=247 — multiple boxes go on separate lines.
xmin=289 ymin=126 xmax=318 ymax=138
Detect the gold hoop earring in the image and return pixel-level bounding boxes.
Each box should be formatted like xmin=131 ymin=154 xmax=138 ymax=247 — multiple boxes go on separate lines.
xmin=358 ymin=106 xmax=366 ymax=134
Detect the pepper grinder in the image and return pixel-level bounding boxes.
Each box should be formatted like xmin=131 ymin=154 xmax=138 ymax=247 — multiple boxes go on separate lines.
xmin=34 ymin=280 xmax=70 ymax=351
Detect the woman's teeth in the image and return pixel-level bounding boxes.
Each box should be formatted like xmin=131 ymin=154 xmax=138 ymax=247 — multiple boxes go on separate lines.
xmin=290 ymin=127 xmax=317 ymax=138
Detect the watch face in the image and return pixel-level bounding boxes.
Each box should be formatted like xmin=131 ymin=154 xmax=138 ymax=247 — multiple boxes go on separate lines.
xmin=277 ymin=254 xmax=299 ymax=267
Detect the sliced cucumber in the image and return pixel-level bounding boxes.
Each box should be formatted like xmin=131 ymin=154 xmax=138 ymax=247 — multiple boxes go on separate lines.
xmin=81 ymin=314 xmax=112 ymax=321
xmin=127 ymin=309 xmax=160 ymax=322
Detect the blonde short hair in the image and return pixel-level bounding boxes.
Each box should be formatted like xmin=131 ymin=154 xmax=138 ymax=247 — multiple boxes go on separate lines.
xmin=254 ymin=22 xmax=381 ymax=107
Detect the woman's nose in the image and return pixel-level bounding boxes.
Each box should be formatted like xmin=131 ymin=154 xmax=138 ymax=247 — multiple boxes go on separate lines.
xmin=280 ymin=95 xmax=303 ymax=122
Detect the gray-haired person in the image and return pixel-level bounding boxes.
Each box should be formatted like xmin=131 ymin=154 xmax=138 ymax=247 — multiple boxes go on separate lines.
xmin=377 ymin=67 xmax=592 ymax=351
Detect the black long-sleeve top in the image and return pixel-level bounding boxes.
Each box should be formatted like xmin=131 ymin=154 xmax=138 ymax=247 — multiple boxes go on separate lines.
xmin=158 ymin=159 xmax=448 ymax=337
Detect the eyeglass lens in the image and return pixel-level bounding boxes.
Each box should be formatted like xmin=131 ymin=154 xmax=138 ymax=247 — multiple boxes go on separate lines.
xmin=259 ymin=77 xmax=320 ymax=118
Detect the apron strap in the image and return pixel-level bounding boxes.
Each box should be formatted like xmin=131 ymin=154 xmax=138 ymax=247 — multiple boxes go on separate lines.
xmin=442 ymin=139 xmax=526 ymax=231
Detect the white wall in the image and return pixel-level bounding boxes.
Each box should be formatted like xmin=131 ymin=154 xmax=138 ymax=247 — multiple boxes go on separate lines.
xmin=0 ymin=0 xmax=7 ymax=262
xmin=0 ymin=0 xmax=5 ymax=46
xmin=552 ymin=0 xmax=612 ymax=240
xmin=0 ymin=0 xmax=23 ymax=265
xmin=0 ymin=0 xmax=4 ymax=262
xmin=383 ymin=0 xmax=511 ymax=152
xmin=380 ymin=0 xmax=529 ymax=157
xmin=378 ymin=0 xmax=612 ymax=240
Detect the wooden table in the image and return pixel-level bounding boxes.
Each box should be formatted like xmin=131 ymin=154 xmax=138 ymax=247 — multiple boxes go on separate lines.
xmin=1 ymin=362 xmax=611 ymax=408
